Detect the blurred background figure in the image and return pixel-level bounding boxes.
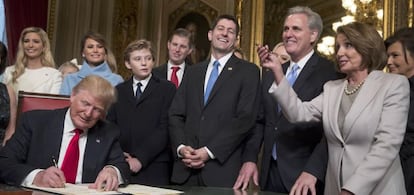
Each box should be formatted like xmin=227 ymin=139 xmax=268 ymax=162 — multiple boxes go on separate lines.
xmin=59 ymin=60 xmax=79 ymax=79
xmin=272 ymin=42 xmax=290 ymax=64
xmin=153 ymin=28 xmax=193 ymax=88
xmin=185 ymin=22 xmax=207 ymax=65
xmin=60 ymin=31 xmax=123 ymax=95
xmin=2 ymin=27 xmax=61 ymax=94
xmin=385 ymin=27 xmax=414 ymax=195
xmin=0 ymin=41 xmax=16 ymax=146
xmin=234 ymin=48 xmax=246 ymax=60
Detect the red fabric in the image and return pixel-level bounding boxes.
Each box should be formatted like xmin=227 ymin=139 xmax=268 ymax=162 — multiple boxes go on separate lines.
xmin=61 ymin=129 xmax=83 ymax=184
xmin=170 ymin=66 xmax=180 ymax=88
xmin=4 ymin=0 xmax=48 ymax=64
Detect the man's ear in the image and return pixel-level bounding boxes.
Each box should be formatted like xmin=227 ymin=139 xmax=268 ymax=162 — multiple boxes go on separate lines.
xmin=310 ymin=31 xmax=318 ymax=44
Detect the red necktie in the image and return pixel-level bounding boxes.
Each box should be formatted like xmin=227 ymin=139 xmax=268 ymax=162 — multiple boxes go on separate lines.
xmin=170 ymin=66 xmax=180 ymax=88
xmin=61 ymin=129 xmax=83 ymax=183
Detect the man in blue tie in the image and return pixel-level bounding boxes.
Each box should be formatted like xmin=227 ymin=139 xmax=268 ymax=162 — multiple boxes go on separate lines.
xmin=169 ymin=14 xmax=261 ymax=187
xmin=249 ymin=6 xmax=342 ymax=194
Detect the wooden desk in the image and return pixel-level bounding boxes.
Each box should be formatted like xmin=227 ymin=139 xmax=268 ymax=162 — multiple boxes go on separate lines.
xmin=0 ymin=183 xmax=286 ymax=195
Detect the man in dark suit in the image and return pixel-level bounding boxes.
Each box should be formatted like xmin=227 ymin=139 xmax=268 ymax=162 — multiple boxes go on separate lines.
xmin=169 ymin=14 xmax=261 ymax=187
xmin=243 ymin=6 xmax=341 ymax=194
xmin=0 ymin=75 xmax=129 ymax=191
xmin=152 ymin=28 xmax=193 ymax=88
xmin=107 ymin=39 xmax=176 ymax=185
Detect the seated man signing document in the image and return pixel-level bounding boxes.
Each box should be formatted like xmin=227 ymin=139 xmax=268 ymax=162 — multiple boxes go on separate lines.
xmin=0 ymin=75 xmax=129 ymax=191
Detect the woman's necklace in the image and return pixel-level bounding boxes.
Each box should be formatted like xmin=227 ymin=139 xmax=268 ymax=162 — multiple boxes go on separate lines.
xmin=344 ymin=80 xmax=365 ymax=95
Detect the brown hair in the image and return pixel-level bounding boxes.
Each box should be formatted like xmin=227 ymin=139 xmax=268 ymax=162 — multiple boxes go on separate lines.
xmin=123 ymin=39 xmax=155 ymax=62
xmin=385 ymin=27 xmax=414 ymax=64
xmin=210 ymin=14 xmax=240 ymax=36
xmin=169 ymin=28 xmax=193 ymax=49
xmin=335 ymin=22 xmax=387 ymax=72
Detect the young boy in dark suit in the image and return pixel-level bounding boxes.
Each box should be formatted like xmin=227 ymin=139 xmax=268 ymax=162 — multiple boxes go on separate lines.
xmin=107 ymin=39 xmax=176 ymax=185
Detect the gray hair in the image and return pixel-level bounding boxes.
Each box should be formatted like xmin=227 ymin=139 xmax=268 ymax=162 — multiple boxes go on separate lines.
xmin=286 ymin=6 xmax=323 ymax=41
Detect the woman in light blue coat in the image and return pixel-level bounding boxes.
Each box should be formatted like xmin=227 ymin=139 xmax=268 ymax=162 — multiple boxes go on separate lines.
xmin=60 ymin=31 xmax=123 ymax=95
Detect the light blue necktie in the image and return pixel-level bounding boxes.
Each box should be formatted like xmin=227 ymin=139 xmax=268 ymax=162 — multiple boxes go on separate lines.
xmin=272 ymin=64 xmax=300 ymax=160
xmin=204 ymin=60 xmax=220 ymax=105
xmin=286 ymin=64 xmax=299 ymax=86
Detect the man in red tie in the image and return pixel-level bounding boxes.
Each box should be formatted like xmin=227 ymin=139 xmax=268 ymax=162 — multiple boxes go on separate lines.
xmin=152 ymin=28 xmax=193 ymax=88
xmin=0 ymin=75 xmax=129 ymax=191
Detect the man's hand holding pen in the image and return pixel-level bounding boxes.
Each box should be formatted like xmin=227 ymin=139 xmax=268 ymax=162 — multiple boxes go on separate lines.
xmin=33 ymin=166 xmax=66 ymax=188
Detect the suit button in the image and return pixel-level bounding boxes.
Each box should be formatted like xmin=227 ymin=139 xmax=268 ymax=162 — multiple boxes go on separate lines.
xmin=274 ymin=127 xmax=278 ymax=131
xmin=201 ymin=116 xmax=205 ymax=120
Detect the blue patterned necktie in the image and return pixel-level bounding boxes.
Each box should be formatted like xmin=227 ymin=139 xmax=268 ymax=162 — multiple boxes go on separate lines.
xmin=204 ymin=60 xmax=220 ymax=105
xmin=272 ymin=63 xmax=300 ymax=160
xmin=286 ymin=64 xmax=299 ymax=86
xmin=135 ymin=82 xmax=142 ymax=101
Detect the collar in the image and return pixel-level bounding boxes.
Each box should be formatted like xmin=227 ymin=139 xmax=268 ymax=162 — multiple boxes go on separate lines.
xmin=133 ymin=74 xmax=152 ymax=90
xmin=210 ymin=52 xmax=233 ymax=67
xmin=167 ymin=61 xmax=186 ymax=71
xmin=290 ymin=50 xmax=314 ymax=70
xmin=64 ymin=108 xmax=86 ymax=134
xmin=78 ymin=61 xmax=113 ymax=78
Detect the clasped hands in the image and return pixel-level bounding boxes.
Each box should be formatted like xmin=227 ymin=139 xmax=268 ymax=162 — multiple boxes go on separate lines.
xmin=179 ymin=146 xmax=209 ymax=169
xmin=33 ymin=165 xmax=120 ymax=191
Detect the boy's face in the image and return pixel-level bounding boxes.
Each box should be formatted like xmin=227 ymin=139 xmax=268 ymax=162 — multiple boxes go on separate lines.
xmin=125 ymin=49 xmax=154 ymax=80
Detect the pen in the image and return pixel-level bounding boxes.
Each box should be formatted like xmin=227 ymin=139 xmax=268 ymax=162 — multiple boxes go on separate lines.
xmin=52 ymin=156 xmax=58 ymax=168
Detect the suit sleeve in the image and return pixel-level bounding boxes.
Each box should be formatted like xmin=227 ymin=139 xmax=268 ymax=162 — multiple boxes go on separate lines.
xmin=104 ymin=124 xmax=130 ymax=185
xmin=242 ymin=89 xmax=264 ymax=163
xmin=303 ymin=136 xmax=328 ymax=183
xmin=133 ymin=84 xmax=176 ymax=167
xmin=0 ymin=112 xmax=39 ymax=185
xmin=169 ymin=72 xmax=189 ymax=158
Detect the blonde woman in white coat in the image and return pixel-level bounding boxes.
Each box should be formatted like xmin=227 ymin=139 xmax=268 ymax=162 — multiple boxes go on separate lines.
xmin=258 ymin=22 xmax=409 ymax=195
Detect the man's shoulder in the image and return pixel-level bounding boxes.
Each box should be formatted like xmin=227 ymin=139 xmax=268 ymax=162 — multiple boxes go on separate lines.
xmin=21 ymin=108 xmax=67 ymax=125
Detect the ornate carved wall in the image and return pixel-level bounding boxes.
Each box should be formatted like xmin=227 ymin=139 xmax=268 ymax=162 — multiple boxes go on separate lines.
xmin=111 ymin=0 xmax=139 ymax=78
xmin=48 ymin=0 xmax=414 ymax=78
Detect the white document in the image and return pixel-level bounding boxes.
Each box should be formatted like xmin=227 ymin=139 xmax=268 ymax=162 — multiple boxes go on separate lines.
xmin=25 ymin=183 xmax=183 ymax=195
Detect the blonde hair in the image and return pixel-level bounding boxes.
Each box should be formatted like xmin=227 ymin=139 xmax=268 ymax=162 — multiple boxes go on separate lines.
xmin=72 ymin=75 xmax=117 ymax=111
xmin=12 ymin=27 xmax=55 ymax=83
xmin=59 ymin=61 xmax=79 ymax=72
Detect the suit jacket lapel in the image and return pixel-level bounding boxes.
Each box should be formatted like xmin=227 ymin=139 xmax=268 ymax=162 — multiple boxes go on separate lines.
xmin=198 ymin=61 xmax=209 ymax=108
xmin=82 ymin=124 xmax=102 ymax=180
xmin=327 ymin=80 xmax=346 ymax=143
xmin=137 ymin=76 xmax=158 ymax=105
xmin=205 ymin=56 xmax=238 ymax=105
xmin=342 ymin=73 xmax=380 ymax=140
xmin=293 ymin=53 xmax=319 ymax=91
xmin=121 ymin=78 xmax=136 ymax=105
xmin=51 ymin=109 xmax=67 ymax=158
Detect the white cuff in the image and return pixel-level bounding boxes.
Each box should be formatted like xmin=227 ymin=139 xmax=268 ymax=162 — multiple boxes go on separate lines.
xmin=21 ymin=169 xmax=43 ymax=186
xmin=105 ymin=165 xmax=124 ymax=185
xmin=204 ymin=146 xmax=215 ymax=159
